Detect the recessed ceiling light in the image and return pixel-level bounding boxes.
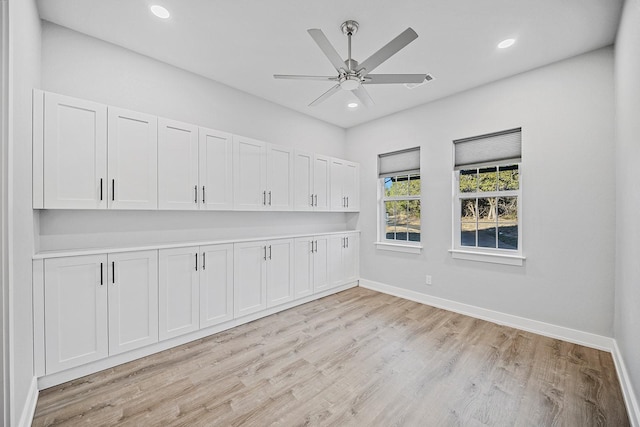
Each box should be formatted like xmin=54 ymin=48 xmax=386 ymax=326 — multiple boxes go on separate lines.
xmin=347 ymin=102 xmax=358 ymax=108
xmin=497 ymin=38 xmax=516 ymax=49
xmin=150 ymin=5 xmax=170 ymax=19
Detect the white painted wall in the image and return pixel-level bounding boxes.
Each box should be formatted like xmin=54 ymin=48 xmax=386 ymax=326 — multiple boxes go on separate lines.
xmin=39 ymin=22 xmax=351 ymax=252
xmin=346 ymin=48 xmax=615 ymax=337
xmin=615 ymin=0 xmax=640 ymax=412
xmin=8 ymin=0 xmax=40 ymax=424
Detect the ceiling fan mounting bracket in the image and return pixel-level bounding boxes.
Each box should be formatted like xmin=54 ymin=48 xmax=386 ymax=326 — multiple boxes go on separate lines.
xmin=341 ymin=20 xmax=359 ymax=36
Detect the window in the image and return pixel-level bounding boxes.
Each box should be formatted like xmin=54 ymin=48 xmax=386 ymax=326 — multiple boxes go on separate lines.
xmin=452 ymin=128 xmax=523 ymax=264
xmin=377 ymin=147 xmax=421 ymax=252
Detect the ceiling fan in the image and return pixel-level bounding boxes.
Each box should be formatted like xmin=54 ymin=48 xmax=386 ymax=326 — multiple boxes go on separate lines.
xmin=274 ymin=20 xmax=427 ymax=107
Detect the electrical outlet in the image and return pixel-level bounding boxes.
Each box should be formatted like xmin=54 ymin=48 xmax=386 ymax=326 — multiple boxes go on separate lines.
xmin=425 ymin=275 xmax=432 ymax=285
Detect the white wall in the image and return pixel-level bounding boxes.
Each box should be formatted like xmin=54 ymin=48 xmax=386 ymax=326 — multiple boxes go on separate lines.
xmin=615 ymin=0 xmax=640 ymax=412
xmin=346 ymin=48 xmax=615 ymax=337
xmin=39 ymin=22 xmax=351 ymax=252
xmin=8 ymin=0 xmax=40 ymax=424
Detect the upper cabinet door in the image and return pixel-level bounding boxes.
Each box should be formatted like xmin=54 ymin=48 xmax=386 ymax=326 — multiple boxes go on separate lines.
xmin=313 ymin=154 xmax=331 ymax=211
xmin=293 ymin=150 xmax=314 ymax=211
xmin=44 ymin=254 xmax=108 ymax=374
xmin=266 ymin=238 xmax=294 ymax=308
xmin=343 ymin=161 xmax=360 ymax=212
xmin=158 ymin=247 xmax=200 ymax=340
xmin=266 ymin=144 xmax=293 ymax=210
xmin=107 ymin=250 xmax=158 ymax=355
xmin=158 ymin=118 xmax=199 ymax=210
xmin=199 ymin=127 xmax=233 ymax=210
xmin=233 ymin=136 xmax=266 ymax=210
xmin=43 ymin=92 xmax=107 ymax=209
xmin=330 ymin=158 xmax=345 ymax=211
xmin=199 ymin=244 xmax=234 ymax=328
xmin=107 ymin=108 xmax=158 ymax=210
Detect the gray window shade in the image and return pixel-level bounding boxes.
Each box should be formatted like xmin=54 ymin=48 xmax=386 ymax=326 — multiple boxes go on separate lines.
xmin=454 ymin=128 xmax=521 ymax=169
xmin=378 ymin=147 xmax=420 ymax=178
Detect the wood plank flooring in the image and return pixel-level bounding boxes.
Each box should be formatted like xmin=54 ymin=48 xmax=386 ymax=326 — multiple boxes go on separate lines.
xmin=33 ymin=287 xmax=630 ymax=426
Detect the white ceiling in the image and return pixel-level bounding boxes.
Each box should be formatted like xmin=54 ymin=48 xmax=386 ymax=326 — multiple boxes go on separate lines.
xmin=36 ymin=0 xmax=623 ymax=129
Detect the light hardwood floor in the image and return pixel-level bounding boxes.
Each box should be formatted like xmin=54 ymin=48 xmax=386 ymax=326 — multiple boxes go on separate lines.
xmin=33 ymin=287 xmax=629 ymax=426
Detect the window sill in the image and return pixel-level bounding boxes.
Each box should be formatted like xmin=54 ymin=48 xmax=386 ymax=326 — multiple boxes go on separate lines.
xmin=449 ymin=249 xmax=525 ymax=266
xmin=375 ymin=242 xmax=423 ymax=254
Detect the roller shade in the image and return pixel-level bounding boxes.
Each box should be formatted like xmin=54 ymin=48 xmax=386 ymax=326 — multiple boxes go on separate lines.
xmin=378 ymin=147 xmax=420 ymax=178
xmin=454 ymin=128 xmax=521 ymax=170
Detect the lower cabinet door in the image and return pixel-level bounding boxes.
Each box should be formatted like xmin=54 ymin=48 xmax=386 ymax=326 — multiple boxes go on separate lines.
xmin=312 ymin=236 xmax=329 ymax=292
xmin=343 ymin=234 xmax=359 ymax=283
xmin=327 ymin=234 xmax=345 ymax=289
xmin=159 ymin=247 xmax=200 ymax=340
xmin=44 ymin=254 xmax=108 ymax=374
xmin=108 ymin=250 xmax=158 ymax=355
xmin=234 ymin=241 xmax=267 ymax=317
xmin=266 ymin=238 xmax=294 ymax=307
xmin=200 ymin=244 xmax=234 ymax=328
xmin=294 ymin=237 xmax=314 ymax=298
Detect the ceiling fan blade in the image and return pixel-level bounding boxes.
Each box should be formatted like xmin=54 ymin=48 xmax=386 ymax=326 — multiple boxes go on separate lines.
xmin=274 ymin=74 xmax=339 ymax=81
xmin=307 ymin=29 xmax=346 ymax=72
xmin=309 ymin=84 xmax=342 ymax=107
xmin=358 ymin=28 xmax=418 ymax=77
xmin=352 ymin=85 xmax=374 ymax=107
xmin=363 ymin=73 xmax=427 ymax=84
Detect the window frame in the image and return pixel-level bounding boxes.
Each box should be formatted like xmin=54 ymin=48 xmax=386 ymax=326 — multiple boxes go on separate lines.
xmin=377 ymin=173 xmax=422 ymax=253
xmin=451 ymin=161 xmax=524 ymax=265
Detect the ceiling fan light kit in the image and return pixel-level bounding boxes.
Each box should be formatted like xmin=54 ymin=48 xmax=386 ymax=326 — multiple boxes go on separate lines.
xmin=274 ymin=20 xmax=428 ymax=107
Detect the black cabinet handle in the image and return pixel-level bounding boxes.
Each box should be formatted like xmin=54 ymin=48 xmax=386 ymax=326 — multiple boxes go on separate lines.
xmin=100 ymin=262 xmax=103 ymax=285
xmin=314 ymin=194 xmax=317 ymax=207
xmin=112 ymin=261 xmax=115 ymax=284
xmin=310 ymin=194 xmax=314 ymax=206
xmin=195 ymin=253 xmax=198 ymax=271
xmin=100 ymin=179 xmax=103 ymax=201
xmin=194 ymin=186 xmax=198 ymax=204
xmin=263 ymin=190 xmax=266 ymax=205
xmin=112 ymin=179 xmax=115 ymax=201
xmin=268 ymin=191 xmax=272 ymax=206
xmin=202 ymin=252 xmax=206 ymax=270
xmin=269 ymin=245 xmax=272 ymax=260
xmin=202 ymin=186 xmax=205 ymax=204
xmin=263 ymin=245 xmax=267 ymax=260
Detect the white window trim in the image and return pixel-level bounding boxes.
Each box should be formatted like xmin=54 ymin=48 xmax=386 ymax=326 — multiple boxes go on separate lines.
xmin=451 ymin=163 xmax=524 ymax=265
xmin=376 ymin=176 xmax=422 ymax=253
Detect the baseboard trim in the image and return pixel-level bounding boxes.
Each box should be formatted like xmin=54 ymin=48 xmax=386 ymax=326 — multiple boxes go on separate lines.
xmin=359 ymin=279 xmax=614 ymax=351
xmin=17 ymin=376 xmax=38 ymax=427
xmin=612 ymin=341 xmax=640 ymax=427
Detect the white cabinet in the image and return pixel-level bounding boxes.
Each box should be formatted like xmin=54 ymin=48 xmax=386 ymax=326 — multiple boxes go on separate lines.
xmin=158 ymin=247 xmax=200 ymax=340
xmin=294 ymin=151 xmax=331 ymax=211
xmin=41 ymin=92 xmax=108 ymax=209
xmin=266 ymin=238 xmax=294 ymax=308
xmin=44 ymin=250 xmax=159 ymax=373
xmin=330 ymin=159 xmax=360 ymax=212
xmin=199 ymin=127 xmax=233 ymax=210
xmin=233 ymin=136 xmax=293 ymax=210
xmin=233 ymin=136 xmax=266 ymax=210
xmin=327 ymin=233 xmax=360 ymax=289
xmin=199 ymin=244 xmax=234 ymax=328
xmin=158 ymin=118 xmax=200 ymax=210
xmin=294 ymin=235 xmax=329 ymax=297
xmin=38 ymin=93 xmax=159 ymax=210
xmin=107 ymin=108 xmax=158 ymax=209
xmin=44 ymin=255 xmax=108 ymax=374
xmin=107 ymin=251 xmax=158 ymax=355
xmin=234 ymin=241 xmax=267 ymax=317
xmin=234 ymin=238 xmax=293 ymax=317
xmin=266 ymin=145 xmax=294 ymax=210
